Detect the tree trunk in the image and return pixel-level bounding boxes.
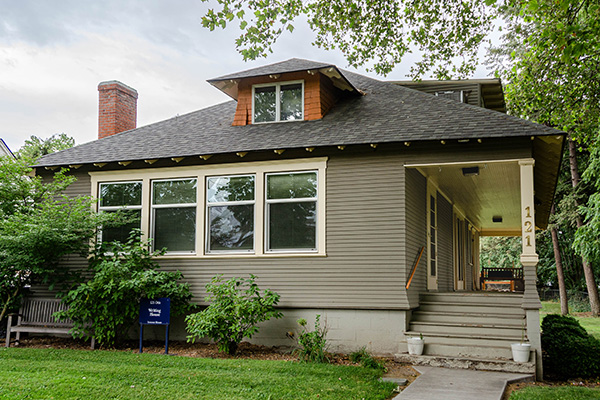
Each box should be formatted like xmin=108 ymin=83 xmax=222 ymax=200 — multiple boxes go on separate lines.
xmin=550 ymin=204 xmax=569 ymax=315
xmin=568 ymin=138 xmax=600 ymax=316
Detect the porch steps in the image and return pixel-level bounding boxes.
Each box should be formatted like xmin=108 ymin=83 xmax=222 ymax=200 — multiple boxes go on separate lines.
xmin=399 ymin=292 xmax=527 ymax=364
xmin=395 ymin=353 xmax=536 ymax=375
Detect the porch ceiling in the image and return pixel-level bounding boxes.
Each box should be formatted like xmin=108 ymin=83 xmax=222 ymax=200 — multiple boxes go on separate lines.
xmin=416 ymin=161 xmax=522 ymax=235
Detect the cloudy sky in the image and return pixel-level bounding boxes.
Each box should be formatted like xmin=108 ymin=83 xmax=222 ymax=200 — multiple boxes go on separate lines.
xmin=0 ymin=1 xmax=493 ymax=152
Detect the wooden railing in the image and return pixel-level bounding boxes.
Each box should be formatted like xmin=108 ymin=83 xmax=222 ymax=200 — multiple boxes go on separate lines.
xmin=480 ymin=267 xmax=524 ymax=291
xmin=406 ymin=247 xmax=425 ymax=289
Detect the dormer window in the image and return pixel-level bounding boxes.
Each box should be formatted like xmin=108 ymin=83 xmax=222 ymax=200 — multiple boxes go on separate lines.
xmin=253 ymin=81 xmax=304 ymax=123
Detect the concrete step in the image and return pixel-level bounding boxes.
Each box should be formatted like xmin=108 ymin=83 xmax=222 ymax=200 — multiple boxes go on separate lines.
xmin=405 ymin=330 xmax=524 ymax=348
xmin=421 ymin=292 xmax=523 ymax=306
xmin=410 ymin=321 xmax=524 ymax=337
xmin=411 ymin=311 xmax=524 ymax=326
xmin=394 ymin=353 xmax=536 ymax=375
xmin=418 ymin=302 xmax=524 ymax=316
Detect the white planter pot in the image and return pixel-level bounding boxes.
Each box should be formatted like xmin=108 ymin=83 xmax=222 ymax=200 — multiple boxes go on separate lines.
xmin=407 ymin=337 xmax=425 ymax=355
xmin=511 ymin=343 xmax=531 ymax=363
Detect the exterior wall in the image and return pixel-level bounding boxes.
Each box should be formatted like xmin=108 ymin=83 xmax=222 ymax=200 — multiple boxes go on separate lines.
xmin=437 ymin=194 xmax=454 ymax=292
xmin=405 ymin=168 xmax=427 ymax=307
xmin=232 ymin=71 xmax=338 ymax=126
xmin=143 ymin=309 xmax=409 ymax=356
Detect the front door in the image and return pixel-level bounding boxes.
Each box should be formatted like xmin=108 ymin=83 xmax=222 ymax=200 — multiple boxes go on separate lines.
xmin=454 ymin=215 xmax=466 ymax=290
xmin=427 ymin=187 xmax=438 ymax=290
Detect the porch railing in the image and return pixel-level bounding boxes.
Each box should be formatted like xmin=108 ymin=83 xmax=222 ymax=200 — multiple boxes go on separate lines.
xmin=480 ymin=267 xmax=524 ymax=291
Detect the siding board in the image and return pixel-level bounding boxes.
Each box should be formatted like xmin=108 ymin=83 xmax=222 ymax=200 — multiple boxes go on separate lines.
xmin=437 ymin=194 xmax=454 ymax=291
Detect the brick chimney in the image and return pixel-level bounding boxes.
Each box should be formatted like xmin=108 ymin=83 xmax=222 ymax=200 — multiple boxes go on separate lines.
xmin=98 ymin=80 xmax=138 ymax=139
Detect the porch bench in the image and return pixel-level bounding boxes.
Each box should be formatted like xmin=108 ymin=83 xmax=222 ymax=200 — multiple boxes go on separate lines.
xmin=5 ymin=297 xmax=95 ymax=349
xmin=481 ymin=267 xmax=524 ymax=292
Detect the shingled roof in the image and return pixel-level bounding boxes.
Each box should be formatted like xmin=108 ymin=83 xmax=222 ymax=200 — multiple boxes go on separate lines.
xmin=35 ymin=58 xmax=562 ymax=168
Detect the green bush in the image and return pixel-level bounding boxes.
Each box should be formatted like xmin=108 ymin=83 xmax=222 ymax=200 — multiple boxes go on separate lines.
xmin=57 ymin=232 xmax=194 ymax=347
xmin=186 ymin=275 xmax=282 ymax=355
xmin=294 ymin=314 xmax=329 ymax=363
xmin=541 ymin=314 xmax=600 ymax=379
xmin=349 ymin=346 xmax=386 ymax=371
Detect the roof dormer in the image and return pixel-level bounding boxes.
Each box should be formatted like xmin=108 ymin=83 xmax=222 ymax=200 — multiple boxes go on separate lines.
xmin=208 ymin=58 xmax=361 ymax=126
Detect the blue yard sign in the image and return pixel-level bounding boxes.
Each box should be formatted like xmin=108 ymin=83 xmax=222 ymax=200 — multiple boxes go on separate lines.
xmin=139 ymin=297 xmax=171 ymax=354
xmin=139 ymin=297 xmax=171 ymax=325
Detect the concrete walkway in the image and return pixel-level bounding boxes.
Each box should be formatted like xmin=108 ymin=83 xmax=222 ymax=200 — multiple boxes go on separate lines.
xmin=394 ymin=366 xmax=533 ymax=400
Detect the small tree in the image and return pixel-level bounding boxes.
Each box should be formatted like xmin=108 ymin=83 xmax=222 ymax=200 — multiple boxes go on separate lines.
xmin=57 ymin=232 xmax=194 ymax=347
xmin=0 ymin=156 xmax=122 ymax=321
xmin=186 ymin=275 xmax=283 ymax=355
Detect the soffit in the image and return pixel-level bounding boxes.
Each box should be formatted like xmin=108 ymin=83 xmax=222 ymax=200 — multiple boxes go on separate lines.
xmin=416 ymin=161 xmax=523 ymax=234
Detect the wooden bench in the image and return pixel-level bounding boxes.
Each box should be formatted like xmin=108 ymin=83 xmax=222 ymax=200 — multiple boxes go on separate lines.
xmin=5 ymin=297 xmax=95 ymax=349
xmin=480 ymin=267 xmax=524 ymax=292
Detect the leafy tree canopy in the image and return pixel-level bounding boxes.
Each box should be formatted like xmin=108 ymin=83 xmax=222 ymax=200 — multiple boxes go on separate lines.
xmin=16 ymin=133 xmax=75 ymax=164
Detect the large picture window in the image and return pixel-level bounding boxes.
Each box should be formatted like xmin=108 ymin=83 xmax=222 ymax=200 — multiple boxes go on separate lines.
xmin=253 ymin=82 xmax=303 ymax=123
xmin=206 ymin=175 xmax=255 ymax=253
xmin=151 ymin=178 xmax=197 ymax=253
xmin=98 ymin=181 xmax=142 ymax=243
xmin=266 ymin=171 xmax=317 ymax=252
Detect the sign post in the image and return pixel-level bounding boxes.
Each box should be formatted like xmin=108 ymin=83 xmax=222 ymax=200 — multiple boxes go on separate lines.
xmin=139 ymin=297 xmax=171 ymax=354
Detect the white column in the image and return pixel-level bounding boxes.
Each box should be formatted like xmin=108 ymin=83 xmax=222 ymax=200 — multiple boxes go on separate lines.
xmin=519 ymin=159 xmax=542 ymax=379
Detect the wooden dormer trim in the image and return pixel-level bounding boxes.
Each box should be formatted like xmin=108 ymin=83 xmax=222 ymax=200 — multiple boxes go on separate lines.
xmin=232 ymin=71 xmax=342 ymax=126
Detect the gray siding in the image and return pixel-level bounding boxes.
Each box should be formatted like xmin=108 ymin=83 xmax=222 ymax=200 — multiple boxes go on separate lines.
xmin=32 ymin=140 xmax=533 ymax=309
xmin=437 ymin=194 xmax=454 ymax=292
xmin=404 ymin=168 xmax=427 ymax=308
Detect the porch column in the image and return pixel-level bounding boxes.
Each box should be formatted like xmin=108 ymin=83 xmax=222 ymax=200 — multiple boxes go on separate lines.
xmin=519 ymin=159 xmax=542 ymax=378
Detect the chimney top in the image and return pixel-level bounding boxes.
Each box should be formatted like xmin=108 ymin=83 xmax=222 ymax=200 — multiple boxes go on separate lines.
xmin=98 ymin=80 xmax=138 ymax=139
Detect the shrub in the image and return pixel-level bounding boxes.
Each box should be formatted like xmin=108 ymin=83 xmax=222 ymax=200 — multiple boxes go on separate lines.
xmin=541 ymin=314 xmax=600 ymax=379
xmin=294 ymin=314 xmax=329 ymax=363
xmin=349 ymin=347 xmax=386 ymax=371
xmin=186 ymin=275 xmax=282 ymax=355
xmin=57 ymin=232 xmax=194 ymax=347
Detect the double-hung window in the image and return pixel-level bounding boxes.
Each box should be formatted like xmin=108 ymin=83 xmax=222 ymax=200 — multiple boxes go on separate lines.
xmin=253 ymin=82 xmax=304 ymax=123
xmin=98 ymin=181 xmax=142 ymax=243
xmin=266 ymin=171 xmax=317 ymax=252
xmin=151 ymin=178 xmax=197 ymax=253
xmin=206 ymin=174 xmax=255 ymax=253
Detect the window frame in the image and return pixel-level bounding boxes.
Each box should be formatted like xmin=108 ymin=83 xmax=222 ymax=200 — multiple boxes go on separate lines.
xmin=89 ymin=157 xmax=327 ymax=258
xmin=205 ymin=173 xmax=256 ymax=254
xmin=251 ymin=80 xmax=305 ymax=124
xmin=265 ymin=170 xmax=318 ymax=254
xmin=97 ymin=180 xmax=143 ymax=244
xmin=150 ymin=177 xmax=198 ymax=255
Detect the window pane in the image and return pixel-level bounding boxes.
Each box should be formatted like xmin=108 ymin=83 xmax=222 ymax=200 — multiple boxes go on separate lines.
xmin=209 ymin=205 xmax=254 ymax=251
xmin=100 ymin=182 xmax=141 ymax=207
xmin=207 ymin=176 xmax=255 ymax=203
xmin=280 ymin=83 xmax=302 ymax=121
xmin=254 ymin=86 xmax=276 ymax=123
xmin=269 ymin=202 xmax=316 ymax=250
xmin=101 ymin=210 xmax=141 ymax=243
xmin=430 ymin=260 xmax=436 ymax=276
xmin=267 ymin=172 xmax=317 ymax=199
xmin=153 ymin=208 xmax=196 ymax=252
xmin=153 ymin=179 xmax=197 ymax=205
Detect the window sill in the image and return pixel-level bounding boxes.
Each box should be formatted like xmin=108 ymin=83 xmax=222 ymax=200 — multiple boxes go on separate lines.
xmin=155 ymin=252 xmax=327 ymax=259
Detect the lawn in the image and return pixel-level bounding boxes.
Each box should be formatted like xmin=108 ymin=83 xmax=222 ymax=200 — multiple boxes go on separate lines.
xmin=541 ymin=301 xmax=600 ymax=339
xmin=0 ymin=348 xmax=395 ymax=399
xmin=510 ymin=386 xmax=600 ymax=399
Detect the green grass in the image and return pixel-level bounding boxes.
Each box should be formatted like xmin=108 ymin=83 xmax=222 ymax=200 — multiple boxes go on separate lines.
xmin=541 ymin=301 xmax=600 ymax=340
xmin=510 ymin=386 xmax=600 ymax=399
xmin=0 ymin=348 xmax=395 ymax=399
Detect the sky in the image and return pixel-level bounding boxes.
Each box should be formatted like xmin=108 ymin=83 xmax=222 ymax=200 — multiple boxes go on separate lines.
xmin=0 ymin=0 xmax=495 ymax=153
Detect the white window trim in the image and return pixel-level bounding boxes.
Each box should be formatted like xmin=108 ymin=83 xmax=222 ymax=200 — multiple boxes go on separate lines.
xmin=89 ymin=157 xmax=327 ymax=258
xmin=150 ymin=177 xmax=198 ymax=255
xmin=265 ymin=170 xmax=319 ymax=254
xmin=251 ymin=80 xmax=304 ymax=124
xmin=205 ymin=174 xmax=256 ymax=255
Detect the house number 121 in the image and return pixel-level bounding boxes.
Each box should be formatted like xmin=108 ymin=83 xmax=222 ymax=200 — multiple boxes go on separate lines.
xmin=524 ymin=206 xmax=532 ymax=247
